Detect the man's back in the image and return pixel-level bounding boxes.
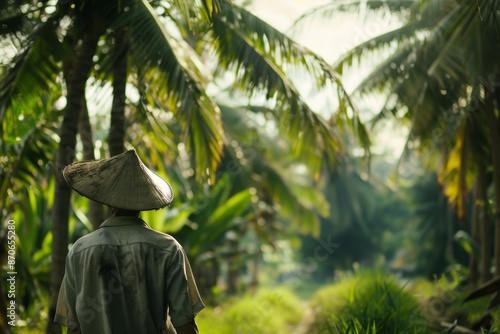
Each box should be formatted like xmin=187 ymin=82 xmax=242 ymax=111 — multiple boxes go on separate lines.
xmin=55 ymin=216 xmax=204 ymax=334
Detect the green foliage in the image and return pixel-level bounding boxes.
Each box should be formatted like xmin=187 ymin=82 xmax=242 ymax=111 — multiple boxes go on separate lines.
xmin=196 ymin=287 xmax=303 ymax=334
xmin=300 ymin=153 xmax=412 ymax=281
xmin=174 ymin=173 xmax=255 ymax=259
xmin=408 ymin=173 xmax=468 ymax=278
xmin=309 ymin=269 xmax=427 ymax=333
xmin=3 ymin=187 xmax=52 ymax=329
xmin=403 ymin=267 xmax=500 ymax=332
xmin=461 ymin=277 xmax=500 ymax=330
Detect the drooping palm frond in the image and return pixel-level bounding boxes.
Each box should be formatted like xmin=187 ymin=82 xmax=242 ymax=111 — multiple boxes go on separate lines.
xmin=129 ymin=100 xmax=177 ymax=161
xmin=216 ymin=0 xmax=338 ymax=88
xmin=0 ymin=13 xmax=65 ymax=138
xmin=127 ymin=0 xmax=223 ymax=183
xmin=213 ymin=1 xmax=373 ymax=162
xmin=341 ymin=0 xmax=468 ymax=93
xmin=292 ymin=0 xmax=417 ymax=30
xmin=328 ymin=0 xmax=458 ymax=73
xmin=209 ymin=11 xmax=341 ymax=175
xmin=333 ymin=22 xmax=421 ymax=75
xmin=1 ymin=116 xmax=58 ymax=220
xmin=173 ymin=0 xmax=221 ymax=28
xmin=423 ymin=1 xmax=478 ymax=77
xmin=335 ymin=0 xmax=471 ymax=92
xmin=344 ymin=1 xmax=471 ymax=149
xmin=219 ymin=105 xmax=330 ymax=236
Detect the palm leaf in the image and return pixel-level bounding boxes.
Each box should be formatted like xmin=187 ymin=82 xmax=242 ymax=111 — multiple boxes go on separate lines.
xmin=334 ymin=21 xmax=423 ymax=75
xmin=256 ymin=160 xmax=324 ymax=236
xmin=0 ymin=14 xmax=64 ymax=134
xmin=210 ymin=0 xmax=372 ymax=171
xmin=1 ymin=119 xmax=58 ymax=219
xmin=292 ymin=0 xmax=418 ymax=30
xmin=211 ymin=15 xmax=340 ymax=175
xmin=177 ymin=174 xmax=254 ymax=258
xmin=128 ymin=0 xmax=223 ymax=183
xmin=216 ymin=0 xmax=337 ymax=88
xmin=219 ymin=105 xmax=329 ymax=235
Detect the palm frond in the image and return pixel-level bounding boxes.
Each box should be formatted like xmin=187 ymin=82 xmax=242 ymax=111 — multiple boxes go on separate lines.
xmin=175 ymin=173 xmax=255 ymax=258
xmin=1 ymin=119 xmax=58 ymax=218
xmin=168 ymin=0 xmax=219 ymax=30
xmin=425 ymin=1 xmax=478 ymax=76
xmin=257 ymin=160 xmax=325 ymax=236
xmin=211 ymin=13 xmax=341 ymax=175
xmin=129 ymin=99 xmax=177 ymax=159
xmin=128 ymin=0 xmax=224 ymax=183
xmin=0 ymin=14 xmax=64 ymax=136
xmin=334 ymin=21 xmax=422 ymax=74
xmin=217 ymin=0 xmax=337 ymax=89
xmin=337 ymin=0 xmax=470 ymax=101
xmin=292 ymin=0 xmax=417 ymax=30
xmin=219 ymin=105 xmax=329 ymax=235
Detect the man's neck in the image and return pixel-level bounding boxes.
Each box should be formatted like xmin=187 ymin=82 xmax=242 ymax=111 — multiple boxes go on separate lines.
xmin=110 ymin=207 xmax=140 ymax=218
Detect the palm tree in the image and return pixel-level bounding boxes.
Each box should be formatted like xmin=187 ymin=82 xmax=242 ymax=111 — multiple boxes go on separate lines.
xmin=1 ymin=0 xmax=368 ymax=331
xmin=298 ymin=0 xmax=500 ymax=278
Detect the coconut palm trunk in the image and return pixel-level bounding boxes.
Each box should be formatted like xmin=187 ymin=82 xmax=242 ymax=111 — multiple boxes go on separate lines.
xmin=47 ymin=29 xmax=101 ymax=334
xmin=109 ymin=28 xmax=128 ymax=157
xmin=79 ymin=97 xmax=105 ymax=229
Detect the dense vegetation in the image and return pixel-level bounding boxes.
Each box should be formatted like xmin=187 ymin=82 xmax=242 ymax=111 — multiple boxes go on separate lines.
xmin=2 ymin=0 xmax=500 ymax=333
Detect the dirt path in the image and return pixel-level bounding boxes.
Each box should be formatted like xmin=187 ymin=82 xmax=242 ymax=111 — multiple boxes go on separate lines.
xmin=292 ymin=301 xmax=315 ymax=334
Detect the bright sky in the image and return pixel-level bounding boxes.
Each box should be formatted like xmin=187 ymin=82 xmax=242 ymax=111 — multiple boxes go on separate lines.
xmin=248 ymin=0 xmax=408 ymax=161
xmin=248 ymin=0 xmax=401 ymax=63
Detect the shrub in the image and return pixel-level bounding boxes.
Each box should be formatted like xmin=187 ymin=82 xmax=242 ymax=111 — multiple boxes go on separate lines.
xmin=309 ymin=269 xmax=427 ymax=333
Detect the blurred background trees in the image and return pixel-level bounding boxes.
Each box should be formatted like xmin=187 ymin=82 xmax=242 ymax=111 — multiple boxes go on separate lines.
xmin=2 ymin=0 xmax=500 ymax=333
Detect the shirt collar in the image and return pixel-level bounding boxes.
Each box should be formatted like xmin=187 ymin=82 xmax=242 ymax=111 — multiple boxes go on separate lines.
xmin=99 ymin=216 xmax=150 ymax=228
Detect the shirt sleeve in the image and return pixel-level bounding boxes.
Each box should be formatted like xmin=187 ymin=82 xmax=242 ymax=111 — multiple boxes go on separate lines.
xmin=165 ymin=243 xmax=205 ymax=328
xmin=54 ymin=251 xmax=80 ymax=330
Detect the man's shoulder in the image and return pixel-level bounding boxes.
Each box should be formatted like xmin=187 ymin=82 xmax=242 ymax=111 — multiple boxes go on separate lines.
xmin=69 ymin=222 xmax=182 ymax=255
xmin=139 ymin=227 xmax=181 ymax=248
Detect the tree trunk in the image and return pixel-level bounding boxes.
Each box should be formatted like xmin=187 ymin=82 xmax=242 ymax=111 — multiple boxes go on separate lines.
xmin=226 ymin=238 xmax=240 ymax=295
xmin=469 ymin=177 xmax=481 ymax=287
xmin=249 ymin=251 xmax=260 ymax=293
xmin=484 ymin=92 xmax=500 ymax=277
xmin=78 ymin=97 xmax=105 ymax=229
xmin=109 ymin=28 xmax=128 ymax=157
xmin=477 ymin=161 xmax=492 ymax=283
xmin=47 ymin=29 xmax=101 ymax=334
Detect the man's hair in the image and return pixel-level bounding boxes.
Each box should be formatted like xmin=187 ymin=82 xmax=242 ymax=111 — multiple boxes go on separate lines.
xmin=111 ymin=207 xmax=140 ymax=217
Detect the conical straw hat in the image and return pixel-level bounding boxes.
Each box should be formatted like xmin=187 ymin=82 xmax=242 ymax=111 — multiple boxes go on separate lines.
xmin=63 ymin=149 xmax=173 ymax=211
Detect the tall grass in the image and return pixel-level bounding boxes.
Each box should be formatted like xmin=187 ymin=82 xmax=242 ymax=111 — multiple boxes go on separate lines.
xmin=309 ymin=269 xmax=427 ymax=333
xmin=196 ymin=287 xmax=303 ymax=334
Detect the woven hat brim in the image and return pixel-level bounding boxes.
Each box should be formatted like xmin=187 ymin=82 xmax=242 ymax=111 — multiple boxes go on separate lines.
xmin=63 ymin=150 xmax=174 ymax=211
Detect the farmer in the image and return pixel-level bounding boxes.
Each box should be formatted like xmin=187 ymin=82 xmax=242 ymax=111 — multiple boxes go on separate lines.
xmin=54 ymin=149 xmax=204 ymax=334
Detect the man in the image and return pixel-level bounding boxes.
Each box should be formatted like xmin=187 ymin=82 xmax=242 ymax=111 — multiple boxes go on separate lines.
xmin=55 ymin=149 xmax=204 ymax=334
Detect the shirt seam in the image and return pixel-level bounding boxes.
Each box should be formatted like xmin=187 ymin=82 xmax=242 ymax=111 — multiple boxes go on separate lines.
xmin=71 ymin=241 xmax=178 ymax=256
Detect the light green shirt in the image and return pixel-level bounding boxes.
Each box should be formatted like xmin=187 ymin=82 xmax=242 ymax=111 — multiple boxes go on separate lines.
xmin=55 ymin=216 xmax=204 ymax=333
